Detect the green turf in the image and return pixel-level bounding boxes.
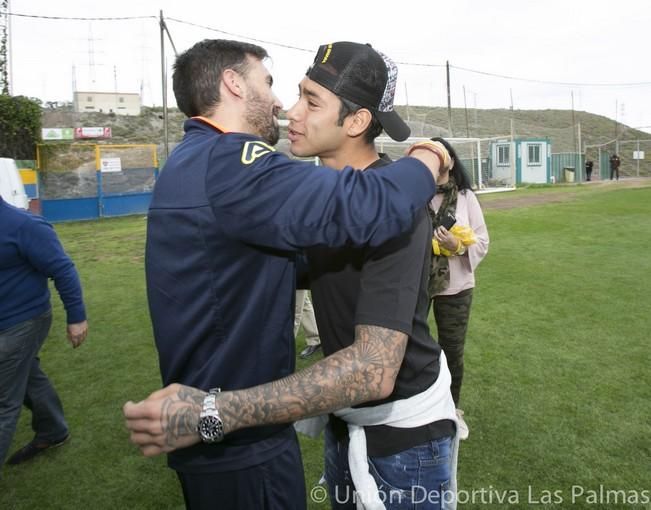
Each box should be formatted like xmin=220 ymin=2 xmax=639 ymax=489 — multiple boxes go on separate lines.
xmin=1 ymin=185 xmax=649 ymax=509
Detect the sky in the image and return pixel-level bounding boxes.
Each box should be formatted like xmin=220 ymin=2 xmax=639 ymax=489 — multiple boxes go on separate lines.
xmin=6 ymin=0 xmax=651 ymax=133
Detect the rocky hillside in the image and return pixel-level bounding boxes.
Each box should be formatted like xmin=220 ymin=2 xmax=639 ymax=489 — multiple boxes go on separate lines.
xmin=42 ymin=105 xmax=650 ymax=150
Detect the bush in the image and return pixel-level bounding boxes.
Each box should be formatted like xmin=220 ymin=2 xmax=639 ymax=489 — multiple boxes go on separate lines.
xmin=0 ymin=95 xmax=42 ymax=159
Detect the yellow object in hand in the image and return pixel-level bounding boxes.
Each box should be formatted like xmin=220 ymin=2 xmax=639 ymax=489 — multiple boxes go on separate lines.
xmin=432 ymin=225 xmax=477 ymax=257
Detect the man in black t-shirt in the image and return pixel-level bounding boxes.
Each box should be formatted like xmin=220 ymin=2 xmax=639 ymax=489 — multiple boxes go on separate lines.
xmin=288 ymin=43 xmax=458 ymax=509
xmin=123 ymin=42 xmax=456 ymax=510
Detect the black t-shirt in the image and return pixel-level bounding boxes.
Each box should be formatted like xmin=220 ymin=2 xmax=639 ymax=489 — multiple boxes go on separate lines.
xmin=307 ymin=157 xmax=454 ymax=457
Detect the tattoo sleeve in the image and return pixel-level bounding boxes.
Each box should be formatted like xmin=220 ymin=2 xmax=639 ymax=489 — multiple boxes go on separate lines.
xmin=160 ymin=386 xmax=204 ymax=447
xmin=216 ymin=324 xmax=407 ymax=435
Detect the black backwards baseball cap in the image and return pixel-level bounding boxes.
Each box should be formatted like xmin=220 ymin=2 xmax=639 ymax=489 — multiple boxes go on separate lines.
xmin=306 ymin=42 xmax=411 ymax=142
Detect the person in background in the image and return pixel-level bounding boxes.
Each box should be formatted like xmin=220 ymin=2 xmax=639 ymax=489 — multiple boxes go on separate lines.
xmin=295 ymin=290 xmax=321 ymax=359
xmin=0 ymin=196 xmax=88 ymax=475
xmin=427 ymin=137 xmax=489 ymax=441
xmin=609 ymin=153 xmax=621 ymax=180
xmin=585 ymin=159 xmax=593 ymax=181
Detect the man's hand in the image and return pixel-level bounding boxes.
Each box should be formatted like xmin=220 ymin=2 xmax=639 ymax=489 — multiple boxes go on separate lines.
xmin=123 ymin=384 xmax=206 ymax=457
xmin=67 ymin=320 xmax=88 ymax=348
xmin=406 ymin=141 xmax=452 ymax=182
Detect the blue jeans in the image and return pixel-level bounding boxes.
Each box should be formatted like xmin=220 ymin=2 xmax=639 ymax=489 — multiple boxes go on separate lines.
xmin=0 ymin=311 xmax=69 ymax=467
xmin=325 ymin=424 xmax=453 ymax=510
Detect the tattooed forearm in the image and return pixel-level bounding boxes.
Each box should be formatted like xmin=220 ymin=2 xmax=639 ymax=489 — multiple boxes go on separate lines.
xmin=160 ymin=386 xmax=204 ymax=446
xmin=217 ymin=325 xmax=407 ymax=435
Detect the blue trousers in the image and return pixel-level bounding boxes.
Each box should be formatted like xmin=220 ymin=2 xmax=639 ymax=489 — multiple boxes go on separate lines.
xmin=177 ymin=433 xmax=307 ymax=510
xmin=325 ymin=424 xmax=453 ymax=510
xmin=0 ymin=311 xmax=69 ymax=467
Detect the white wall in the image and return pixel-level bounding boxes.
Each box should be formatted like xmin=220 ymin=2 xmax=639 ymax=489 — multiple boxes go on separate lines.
xmin=74 ymin=92 xmax=141 ymax=115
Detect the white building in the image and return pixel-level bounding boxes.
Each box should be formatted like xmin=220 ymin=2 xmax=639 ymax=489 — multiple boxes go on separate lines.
xmin=73 ymin=91 xmax=141 ymax=116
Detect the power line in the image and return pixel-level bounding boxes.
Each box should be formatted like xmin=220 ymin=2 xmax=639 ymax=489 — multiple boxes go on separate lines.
xmin=451 ymin=64 xmax=651 ymax=88
xmin=9 ymin=11 xmax=651 ymax=88
xmin=8 ymin=11 xmax=156 ymax=21
xmin=167 ymin=18 xmax=445 ymax=68
xmin=165 ymin=17 xmax=313 ymax=53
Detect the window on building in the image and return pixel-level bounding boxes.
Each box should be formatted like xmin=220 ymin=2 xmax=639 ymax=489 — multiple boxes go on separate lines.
xmin=87 ymin=96 xmax=93 ymax=102
xmin=528 ymin=144 xmax=542 ymax=165
xmin=119 ymin=97 xmax=125 ymax=103
xmin=497 ymin=144 xmax=510 ymax=166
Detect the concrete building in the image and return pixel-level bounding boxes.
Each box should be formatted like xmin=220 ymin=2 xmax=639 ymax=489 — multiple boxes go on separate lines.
xmin=73 ymin=91 xmax=141 ymax=116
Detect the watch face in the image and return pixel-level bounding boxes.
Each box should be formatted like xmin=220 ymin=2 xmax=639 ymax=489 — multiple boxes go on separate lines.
xmin=199 ymin=415 xmax=224 ymax=443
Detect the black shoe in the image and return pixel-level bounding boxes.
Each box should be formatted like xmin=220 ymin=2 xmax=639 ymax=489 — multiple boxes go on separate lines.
xmin=299 ymin=344 xmax=321 ymax=359
xmin=6 ymin=434 xmax=70 ymax=465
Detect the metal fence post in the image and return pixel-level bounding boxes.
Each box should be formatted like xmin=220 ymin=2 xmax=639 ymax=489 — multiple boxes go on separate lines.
xmin=95 ymin=145 xmax=103 ymax=217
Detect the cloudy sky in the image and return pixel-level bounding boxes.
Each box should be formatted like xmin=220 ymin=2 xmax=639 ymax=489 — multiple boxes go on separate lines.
xmin=7 ymin=0 xmax=651 ymax=132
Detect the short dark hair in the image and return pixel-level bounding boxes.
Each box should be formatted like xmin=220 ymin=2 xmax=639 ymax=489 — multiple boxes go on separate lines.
xmin=336 ymin=97 xmax=384 ymax=145
xmin=173 ymin=39 xmax=268 ymax=117
xmin=430 ymin=137 xmax=474 ymax=191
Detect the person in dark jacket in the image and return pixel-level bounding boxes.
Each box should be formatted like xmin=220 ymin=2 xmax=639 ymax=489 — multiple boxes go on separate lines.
xmin=585 ymin=160 xmax=593 ymax=181
xmin=0 ymin=197 xmax=87 ymax=475
xmin=609 ymin=154 xmax=621 ymax=180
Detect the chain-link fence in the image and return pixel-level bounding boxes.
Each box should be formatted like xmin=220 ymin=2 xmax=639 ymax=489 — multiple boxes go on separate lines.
xmin=35 ymin=143 xmax=158 ymax=221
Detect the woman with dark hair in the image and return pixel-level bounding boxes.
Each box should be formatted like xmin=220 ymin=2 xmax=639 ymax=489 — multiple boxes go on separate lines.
xmin=428 ymin=137 xmax=489 ymax=440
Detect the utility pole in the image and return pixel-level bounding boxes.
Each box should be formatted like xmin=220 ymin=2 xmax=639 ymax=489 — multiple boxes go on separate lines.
xmin=0 ymin=0 xmax=10 ymax=94
xmin=571 ymin=91 xmax=578 ymax=175
xmin=160 ymin=10 xmax=169 ymax=159
xmin=113 ymin=65 xmax=118 ymax=113
xmin=510 ymin=117 xmax=515 ymax=187
xmin=463 ymin=85 xmax=470 ymax=138
xmin=577 ymin=121 xmax=582 ymax=179
xmin=614 ymin=99 xmax=618 ymax=151
xmin=571 ymin=91 xmax=577 ymax=152
xmin=510 ymin=89 xmax=515 ymax=186
xmin=404 ymin=82 xmax=410 ymax=121
xmin=446 ymin=61 xmax=453 ymax=136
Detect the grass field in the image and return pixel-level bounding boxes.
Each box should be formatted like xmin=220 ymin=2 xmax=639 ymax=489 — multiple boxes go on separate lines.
xmin=2 ymin=182 xmax=650 ymax=509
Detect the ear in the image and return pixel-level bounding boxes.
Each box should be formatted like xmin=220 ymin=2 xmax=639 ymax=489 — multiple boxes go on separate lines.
xmin=221 ymin=69 xmax=245 ymax=99
xmin=346 ymin=108 xmax=373 ymax=138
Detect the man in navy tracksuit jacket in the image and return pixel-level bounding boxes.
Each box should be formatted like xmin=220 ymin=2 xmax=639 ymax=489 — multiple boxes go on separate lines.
xmin=126 ymin=39 xmax=445 ymax=509
xmin=0 ymin=197 xmax=88 ymax=474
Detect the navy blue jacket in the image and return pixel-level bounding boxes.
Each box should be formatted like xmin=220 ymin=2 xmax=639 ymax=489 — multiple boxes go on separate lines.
xmin=146 ymin=118 xmax=436 ymax=472
xmin=0 ymin=197 xmax=86 ymax=331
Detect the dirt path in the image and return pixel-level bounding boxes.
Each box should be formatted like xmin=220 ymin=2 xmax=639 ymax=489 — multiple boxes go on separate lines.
xmin=478 ymin=177 xmax=651 ymax=210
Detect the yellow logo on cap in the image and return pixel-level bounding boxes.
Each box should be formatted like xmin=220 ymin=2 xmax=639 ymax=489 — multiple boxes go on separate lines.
xmin=241 ymin=141 xmax=275 ymax=165
xmin=321 ymin=44 xmax=332 ymax=64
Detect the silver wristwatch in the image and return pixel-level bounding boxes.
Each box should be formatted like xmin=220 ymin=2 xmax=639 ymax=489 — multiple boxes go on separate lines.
xmin=198 ymin=388 xmax=224 ymax=443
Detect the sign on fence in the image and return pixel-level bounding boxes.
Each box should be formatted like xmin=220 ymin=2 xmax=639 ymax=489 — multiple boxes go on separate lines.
xmin=42 ymin=128 xmax=74 ymax=140
xmin=100 ymin=157 xmax=122 ymax=172
xmin=74 ymin=127 xmax=112 ymax=139
xmin=633 ymin=151 xmax=645 ymax=160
